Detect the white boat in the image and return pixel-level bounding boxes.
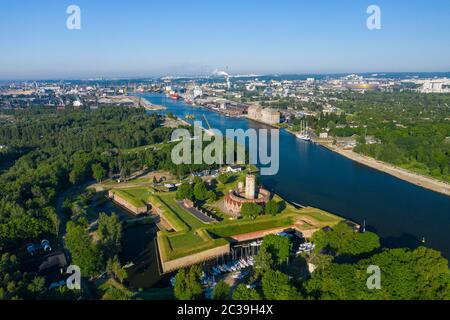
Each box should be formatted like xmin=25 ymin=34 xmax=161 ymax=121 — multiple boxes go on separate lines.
xmin=296 ymin=119 xmax=311 ymax=141
xmin=296 ymin=132 xmax=311 ymax=141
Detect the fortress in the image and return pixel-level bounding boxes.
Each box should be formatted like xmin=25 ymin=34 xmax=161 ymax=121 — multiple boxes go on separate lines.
xmin=224 ymin=175 xmax=271 ymax=217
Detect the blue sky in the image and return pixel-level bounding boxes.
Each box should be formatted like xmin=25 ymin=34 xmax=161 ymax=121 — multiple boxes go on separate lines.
xmin=0 ymin=0 xmax=449 ymax=79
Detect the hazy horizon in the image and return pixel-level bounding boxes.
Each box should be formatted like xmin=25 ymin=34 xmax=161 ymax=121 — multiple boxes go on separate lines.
xmin=1 ymin=0 xmax=450 ymax=80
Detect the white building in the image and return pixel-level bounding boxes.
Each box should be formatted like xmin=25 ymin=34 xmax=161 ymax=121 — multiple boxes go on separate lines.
xmin=193 ymin=87 xmax=203 ymax=98
xmin=247 ymin=106 xmax=280 ymax=125
xmin=420 ymin=79 xmax=450 ymax=93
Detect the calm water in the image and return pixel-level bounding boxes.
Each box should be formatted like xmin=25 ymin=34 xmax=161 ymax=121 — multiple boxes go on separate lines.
xmin=142 ymin=93 xmax=450 ymax=259
xmin=93 ymin=196 xmax=170 ymax=289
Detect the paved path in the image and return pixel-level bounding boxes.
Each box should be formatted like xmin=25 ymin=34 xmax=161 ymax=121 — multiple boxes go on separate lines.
xmin=176 ymin=201 xmax=217 ymax=224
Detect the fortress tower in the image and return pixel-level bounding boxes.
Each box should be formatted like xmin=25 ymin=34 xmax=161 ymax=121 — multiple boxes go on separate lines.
xmin=224 ymin=174 xmax=270 ymax=217
xmin=245 ymin=175 xmax=256 ymax=200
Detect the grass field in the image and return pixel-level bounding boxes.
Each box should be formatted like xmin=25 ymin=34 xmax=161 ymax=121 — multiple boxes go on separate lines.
xmin=112 ymin=188 xmax=151 ymax=208
xmin=158 ymin=193 xmax=205 ymax=230
xmin=206 ymin=215 xmax=294 ymax=238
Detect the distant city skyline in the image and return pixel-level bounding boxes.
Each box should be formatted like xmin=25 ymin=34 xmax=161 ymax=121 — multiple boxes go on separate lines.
xmin=1 ymin=0 xmax=450 ymax=80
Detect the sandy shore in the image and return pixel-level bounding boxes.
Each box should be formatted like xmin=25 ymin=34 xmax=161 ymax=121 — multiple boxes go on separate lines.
xmin=319 ymin=141 xmax=450 ymax=197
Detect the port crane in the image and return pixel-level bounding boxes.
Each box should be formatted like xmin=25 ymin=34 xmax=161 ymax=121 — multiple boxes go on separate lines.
xmin=202 ymin=114 xmax=212 ymax=130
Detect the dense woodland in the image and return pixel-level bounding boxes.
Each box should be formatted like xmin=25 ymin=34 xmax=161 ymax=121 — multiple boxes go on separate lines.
xmin=304 ymin=92 xmax=450 ymax=182
xmin=0 ymin=107 xmax=185 ymax=299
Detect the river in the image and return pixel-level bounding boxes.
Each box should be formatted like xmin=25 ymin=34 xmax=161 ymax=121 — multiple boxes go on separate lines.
xmin=141 ymin=93 xmax=450 ymax=259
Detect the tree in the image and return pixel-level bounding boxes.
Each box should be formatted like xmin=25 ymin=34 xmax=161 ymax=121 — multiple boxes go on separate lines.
xmin=167 ymin=112 xmax=176 ymax=119
xmin=173 ymin=265 xmax=203 ymax=300
xmin=305 ymin=247 xmax=450 ymax=300
xmin=193 ymin=180 xmax=208 ymax=201
xmin=232 ymin=284 xmax=261 ymax=300
xmin=97 ymin=213 xmax=122 ymax=256
xmin=27 ymin=277 xmax=45 ymax=294
xmin=254 ymin=246 xmax=274 ymax=276
xmin=261 ymin=234 xmax=292 ymax=265
xmin=265 ymin=200 xmax=279 ymax=216
xmin=310 ymin=253 xmax=334 ymax=272
xmin=240 ymin=203 xmax=262 ymax=219
xmin=213 ymin=280 xmax=230 ymax=300
xmin=207 ymin=190 xmax=217 ymax=201
xmin=262 ymin=270 xmax=299 ymax=300
xmin=176 ymin=182 xmax=193 ymax=200
xmin=92 ymin=163 xmax=106 ymax=182
xmin=65 ymin=219 xmax=103 ymax=278
xmin=106 ymin=256 xmax=128 ymax=284
xmin=312 ymin=222 xmax=380 ymax=257
xmin=217 ymin=173 xmax=230 ymax=184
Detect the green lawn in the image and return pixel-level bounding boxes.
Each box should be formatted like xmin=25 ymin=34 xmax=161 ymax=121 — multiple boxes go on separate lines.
xmin=168 ymin=231 xmax=204 ymax=249
xmin=206 ymin=215 xmax=294 ymax=238
xmin=111 ymin=188 xmax=151 ymax=208
xmin=158 ymin=193 xmax=206 ymax=230
xmin=148 ymin=194 xmax=189 ymax=232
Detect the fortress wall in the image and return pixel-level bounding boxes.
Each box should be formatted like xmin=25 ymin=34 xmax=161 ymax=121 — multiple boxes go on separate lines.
xmin=159 ymin=243 xmax=231 ymax=273
xmin=229 ymin=226 xmax=293 ymax=242
xmin=153 ymin=205 xmax=178 ymax=231
xmin=229 ymin=225 xmax=318 ymax=242
xmin=108 ymin=190 xmax=147 ymax=215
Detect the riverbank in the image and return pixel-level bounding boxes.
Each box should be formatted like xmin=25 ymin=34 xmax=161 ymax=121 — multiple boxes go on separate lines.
xmin=129 ymin=95 xmax=166 ymax=110
xmin=318 ymin=141 xmax=450 ymax=197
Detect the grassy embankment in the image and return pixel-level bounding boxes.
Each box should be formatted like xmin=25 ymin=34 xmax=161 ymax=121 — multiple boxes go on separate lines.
xmin=111 ymin=188 xmax=151 ymax=208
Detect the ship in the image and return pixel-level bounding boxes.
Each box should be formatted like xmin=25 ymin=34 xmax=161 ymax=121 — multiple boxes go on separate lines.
xmin=295 ymin=119 xmax=311 ymax=141
xmin=167 ymin=90 xmax=179 ymax=100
